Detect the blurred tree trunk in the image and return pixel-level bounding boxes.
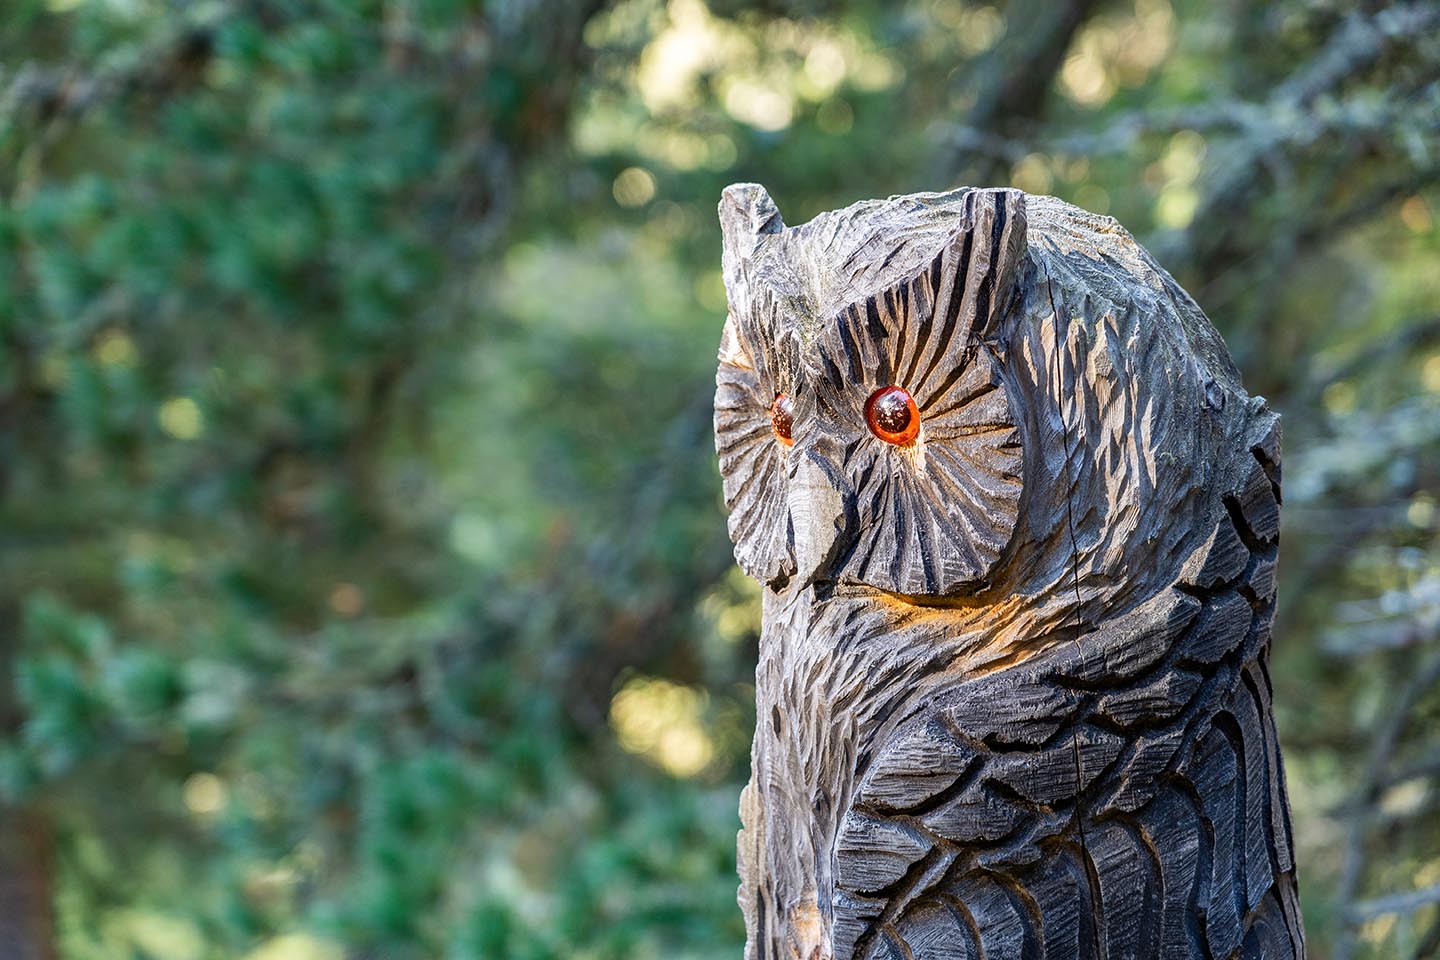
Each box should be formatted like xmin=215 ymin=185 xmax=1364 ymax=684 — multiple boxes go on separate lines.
xmin=953 ymin=0 xmax=1106 ymax=184
xmin=0 ymin=593 xmax=53 ymax=960
xmin=0 ymin=814 xmax=55 ymax=960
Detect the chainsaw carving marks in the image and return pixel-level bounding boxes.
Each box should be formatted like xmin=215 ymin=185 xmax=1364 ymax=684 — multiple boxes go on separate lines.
xmin=831 ymin=429 xmax=1301 ymax=960
xmin=717 ymin=188 xmax=1027 ymax=595
xmin=714 ymin=186 xmax=1303 ymax=959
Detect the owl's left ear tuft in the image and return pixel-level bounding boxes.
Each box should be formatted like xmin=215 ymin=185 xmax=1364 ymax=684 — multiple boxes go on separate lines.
xmin=971 ymin=187 xmax=1028 ymax=339
xmin=720 ymin=183 xmax=785 ymax=266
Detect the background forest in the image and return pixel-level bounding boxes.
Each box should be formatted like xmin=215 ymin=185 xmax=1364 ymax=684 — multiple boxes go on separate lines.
xmin=0 ymin=0 xmax=1438 ymax=957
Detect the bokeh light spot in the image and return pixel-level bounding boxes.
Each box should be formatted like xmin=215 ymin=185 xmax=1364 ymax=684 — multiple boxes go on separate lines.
xmin=804 ymin=41 xmax=847 ymax=94
xmin=1323 ymin=381 xmax=1356 ymax=415
xmin=613 ymin=166 xmax=657 ymax=207
xmin=183 ymin=772 xmax=227 ymax=816
xmin=95 ymin=330 xmax=139 ymax=367
xmin=1400 ymin=195 xmax=1433 ymax=234
xmin=244 ymin=934 xmax=344 ymax=960
xmin=1422 ymin=353 xmax=1440 ymax=392
xmin=1155 ymin=184 xmax=1199 ymax=229
xmin=1162 ymin=130 xmax=1207 ymax=184
xmin=450 ymin=512 xmax=497 ymax=563
xmin=1011 ymin=154 xmax=1053 ymax=195
xmin=723 ymin=80 xmax=794 ymax=131
xmin=1060 ymin=47 xmax=1113 ymax=106
xmin=158 ymin=397 xmax=204 ymax=440
xmin=328 ymin=583 xmax=365 ymax=617
xmin=957 ymin=6 xmax=1003 ymax=55
xmin=610 ymin=675 xmax=715 ymax=778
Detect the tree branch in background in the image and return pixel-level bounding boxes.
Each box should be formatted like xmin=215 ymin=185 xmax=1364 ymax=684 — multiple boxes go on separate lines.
xmin=0 ymin=4 xmax=244 ymax=202
xmin=950 ymin=0 xmax=1106 ymax=184
xmin=1347 ymin=883 xmax=1440 ymax=924
xmin=1168 ymin=3 xmax=1439 ymax=335
xmin=1305 ymin=316 xmax=1440 ymax=406
xmin=1332 ymin=651 xmax=1440 ymax=960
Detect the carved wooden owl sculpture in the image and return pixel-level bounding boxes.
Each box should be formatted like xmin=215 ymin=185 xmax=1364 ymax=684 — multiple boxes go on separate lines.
xmin=713 ymin=184 xmax=1303 ymax=960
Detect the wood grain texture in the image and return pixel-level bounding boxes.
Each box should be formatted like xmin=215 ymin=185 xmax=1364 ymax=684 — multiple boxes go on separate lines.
xmin=714 ymin=185 xmax=1303 ymax=959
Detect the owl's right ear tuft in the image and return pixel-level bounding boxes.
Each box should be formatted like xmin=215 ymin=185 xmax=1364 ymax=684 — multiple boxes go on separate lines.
xmin=720 ymin=183 xmax=785 ymax=266
xmin=967 ymin=187 xmax=1028 ymax=340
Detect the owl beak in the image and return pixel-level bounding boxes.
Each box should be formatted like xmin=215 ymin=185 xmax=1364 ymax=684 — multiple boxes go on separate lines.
xmin=786 ymin=450 xmax=852 ymax=588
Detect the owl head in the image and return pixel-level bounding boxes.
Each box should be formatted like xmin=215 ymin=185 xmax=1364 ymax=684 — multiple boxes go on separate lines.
xmin=715 ymin=182 xmax=1030 ymax=598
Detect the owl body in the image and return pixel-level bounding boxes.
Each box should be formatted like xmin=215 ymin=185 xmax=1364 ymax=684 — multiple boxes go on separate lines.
xmin=715 ymin=186 xmax=1303 ymax=959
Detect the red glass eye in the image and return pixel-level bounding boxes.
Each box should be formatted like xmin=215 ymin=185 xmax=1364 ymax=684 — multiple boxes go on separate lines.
xmin=770 ymin=393 xmax=795 ymax=447
xmin=865 ymin=385 xmax=920 ymax=445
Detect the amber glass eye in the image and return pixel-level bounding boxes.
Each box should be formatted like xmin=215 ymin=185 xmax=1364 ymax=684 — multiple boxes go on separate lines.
xmin=865 ymin=385 xmax=920 ymax=445
xmin=770 ymin=393 xmax=795 ymax=447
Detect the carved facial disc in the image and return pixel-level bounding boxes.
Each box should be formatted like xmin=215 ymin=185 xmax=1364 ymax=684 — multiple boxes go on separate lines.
xmin=714 ymin=185 xmax=1028 ymax=596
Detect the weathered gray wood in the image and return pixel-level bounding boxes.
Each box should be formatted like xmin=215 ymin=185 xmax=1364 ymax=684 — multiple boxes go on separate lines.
xmin=713 ymin=184 xmax=1304 ymax=959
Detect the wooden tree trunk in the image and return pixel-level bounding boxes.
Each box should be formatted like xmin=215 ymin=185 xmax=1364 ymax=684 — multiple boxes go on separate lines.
xmin=713 ymin=184 xmax=1304 ymax=959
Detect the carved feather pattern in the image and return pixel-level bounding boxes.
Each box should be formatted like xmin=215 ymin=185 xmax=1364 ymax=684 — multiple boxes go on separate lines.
xmin=716 ymin=187 xmax=1304 ymax=960
xmin=828 ymin=428 xmax=1302 ymax=959
xmin=715 ymin=281 xmax=802 ymax=583
xmin=810 ymin=190 xmax=1027 ymax=594
xmin=715 ymin=187 xmax=1032 ymax=594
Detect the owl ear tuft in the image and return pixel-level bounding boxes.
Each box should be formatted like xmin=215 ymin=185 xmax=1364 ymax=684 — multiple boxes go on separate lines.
xmin=968 ymin=187 xmax=1028 ymax=340
xmin=720 ymin=183 xmax=785 ymax=266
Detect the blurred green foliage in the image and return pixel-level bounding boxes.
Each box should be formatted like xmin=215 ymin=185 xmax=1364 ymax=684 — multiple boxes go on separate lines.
xmin=0 ymin=0 xmax=1437 ymax=958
